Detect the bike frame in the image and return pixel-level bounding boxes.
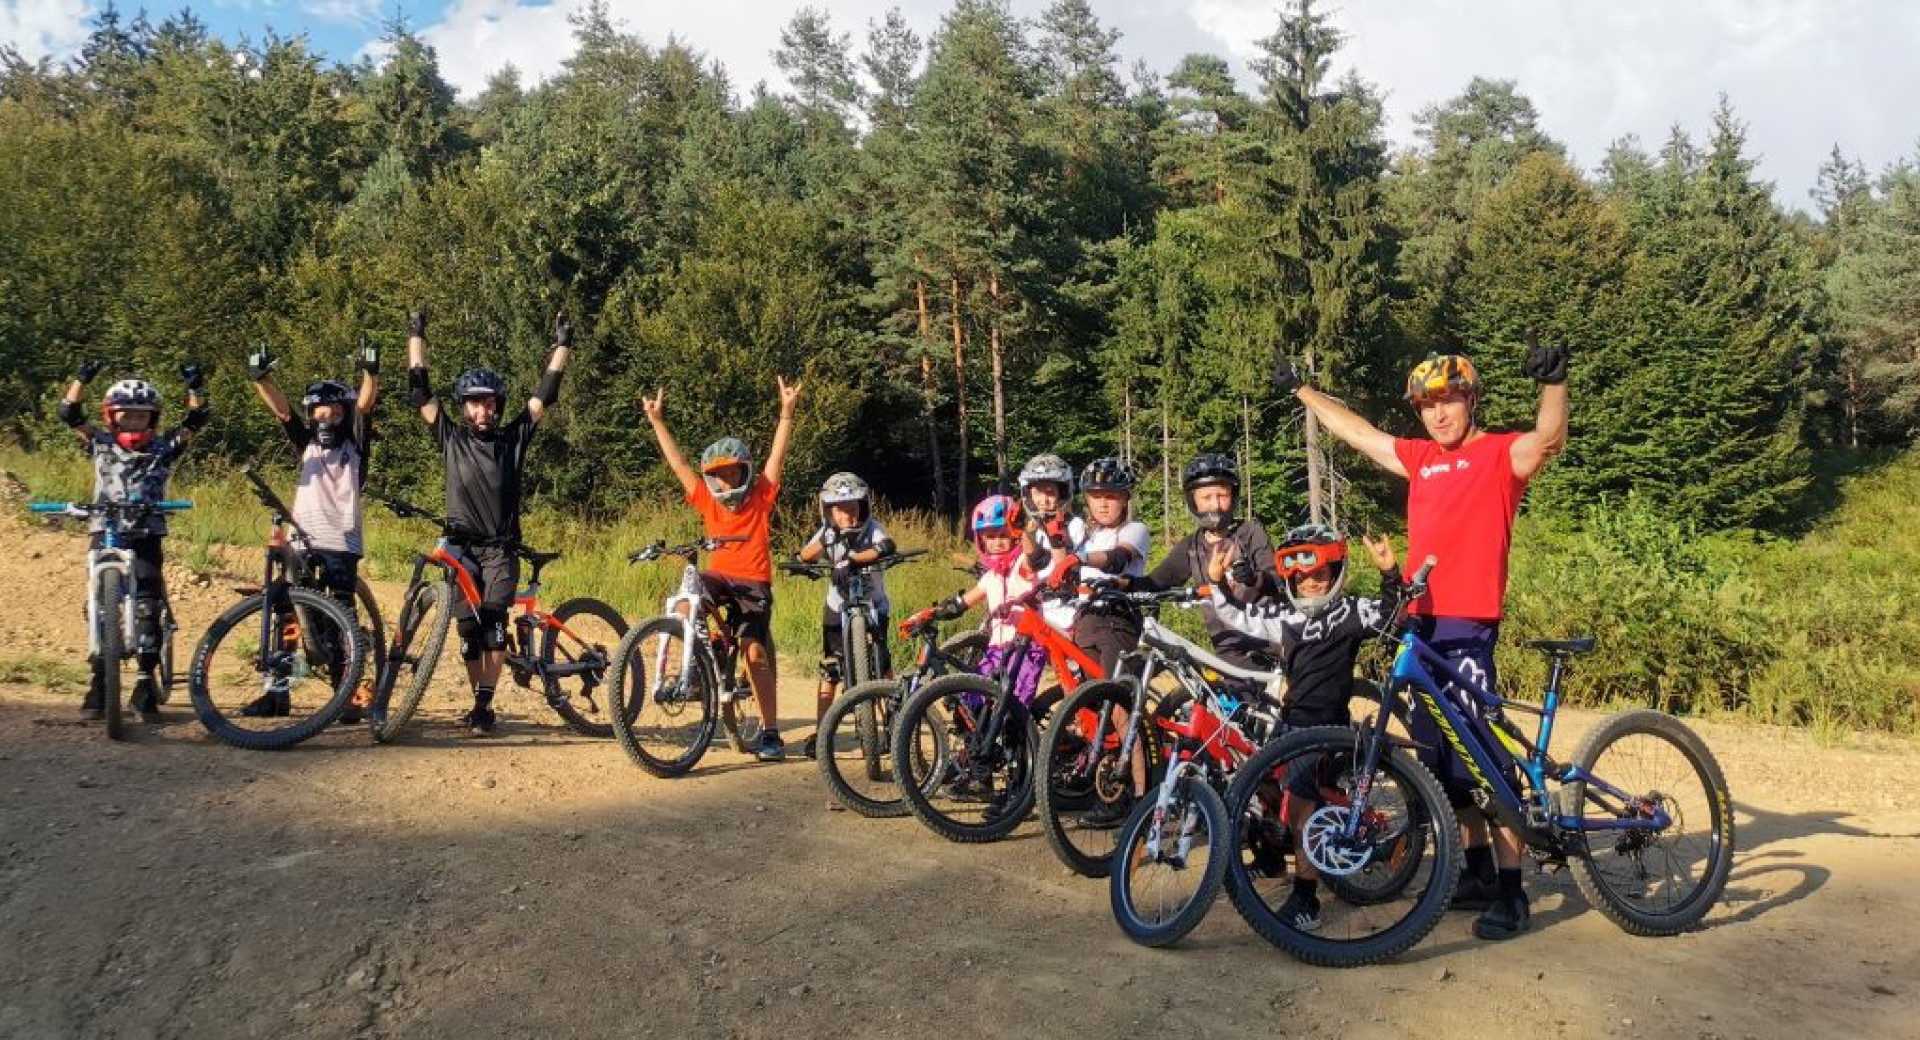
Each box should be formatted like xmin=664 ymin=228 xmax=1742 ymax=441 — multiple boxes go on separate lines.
xmin=952 ymin=595 xmax=1106 ymax=774
xmin=1356 ymin=627 xmax=1675 ymax=848
xmin=33 ymin=501 xmax=189 ymax=662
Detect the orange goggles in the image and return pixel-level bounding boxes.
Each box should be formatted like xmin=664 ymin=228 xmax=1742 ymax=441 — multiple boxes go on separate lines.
xmin=1276 ymin=541 xmax=1346 ymax=577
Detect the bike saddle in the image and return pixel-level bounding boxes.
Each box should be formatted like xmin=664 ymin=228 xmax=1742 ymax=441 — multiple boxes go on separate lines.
xmin=1524 ymin=635 xmax=1596 ymax=655
xmin=516 ymin=547 xmax=563 ymax=567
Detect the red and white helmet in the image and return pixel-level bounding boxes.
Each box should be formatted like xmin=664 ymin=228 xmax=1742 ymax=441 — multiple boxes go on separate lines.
xmin=102 ymin=379 xmax=161 ymax=450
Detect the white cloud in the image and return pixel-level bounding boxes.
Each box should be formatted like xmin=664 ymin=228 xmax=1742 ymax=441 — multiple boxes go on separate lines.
xmin=1 ymin=0 xmax=91 ymax=62
xmin=299 ymin=0 xmax=381 ymax=26
xmin=413 ymin=0 xmax=1920 ymax=209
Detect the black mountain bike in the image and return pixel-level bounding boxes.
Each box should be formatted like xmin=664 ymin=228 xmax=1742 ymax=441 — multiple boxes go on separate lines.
xmin=187 ymin=468 xmax=377 ymax=750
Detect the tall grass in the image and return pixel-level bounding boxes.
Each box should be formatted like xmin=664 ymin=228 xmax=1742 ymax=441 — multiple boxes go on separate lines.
xmin=8 ymin=441 xmax=1918 ymax=735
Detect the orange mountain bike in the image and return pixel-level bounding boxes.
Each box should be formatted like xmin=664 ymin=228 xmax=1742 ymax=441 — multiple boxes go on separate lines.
xmin=364 ymin=497 xmax=626 ymax=742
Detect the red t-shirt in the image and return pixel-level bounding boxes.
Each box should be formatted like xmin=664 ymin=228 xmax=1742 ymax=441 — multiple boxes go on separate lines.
xmin=687 ymin=477 xmax=781 ymax=584
xmin=1393 ymin=432 xmax=1528 ymax=621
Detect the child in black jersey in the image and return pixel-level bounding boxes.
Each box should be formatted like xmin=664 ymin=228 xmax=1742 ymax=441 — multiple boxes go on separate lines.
xmin=1207 ymin=524 xmax=1400 ymax=932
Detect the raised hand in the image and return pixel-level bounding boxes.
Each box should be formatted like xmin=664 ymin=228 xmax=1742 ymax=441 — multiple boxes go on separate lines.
xmin=1271 ymin=355 xmax=1306 ymax=394
xmin=777 ymin=375 xmax=802 ymax=411
xmin=245 ymin=346 xmax=275 ymax=381
xmin=553 ymin=312 xmax=573 ymax=348
xmin=1521 ymin=329 xmax=1569 ymax=386
xmin=1362 ymin=530 xmax=1398 ymax=572
xmin=75 ymin=359 xmax=105 ymax=385
xmin=1207 ymin=541 xmax=1237 ymax=584
xmin=356 ymin=338 xmax=380 ymax=375
xmin=641 ymin=388 xmax=665 ymax=422
xmin=180 ymin=363 xmax=206 ymax=392
xmin=408 ymin=308 xmax=429 ymax=340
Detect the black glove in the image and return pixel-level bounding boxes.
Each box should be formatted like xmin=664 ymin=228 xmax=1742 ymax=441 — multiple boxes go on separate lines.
xmin=408 ymin=308 xmax=428 ymax=339
xmin=75 ymin=359 xmax=105 ymax=385
xmin=356 ymin=338 xmax=380 ymax=375
xmin=1521 ymin=329 xmax=1569 ymax=386
xmin=932 ymin=594 xmax=969 ymax=621
xmin=245 ymin=347 xmax=275 ymax=381
xmin=1228 ymin=555 xmax=1258 ymax=588
xmin=180 ymin=363 xmax=205 ymax=392
xmin=554 ymin=312 xmax=573 ymax=348
xmin=1271 ymin=355 xmax=1306 ymax=394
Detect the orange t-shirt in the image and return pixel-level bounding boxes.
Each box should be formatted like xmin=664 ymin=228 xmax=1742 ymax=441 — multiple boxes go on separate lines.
xmin=688 ymin=477 xmax=780 ymax=584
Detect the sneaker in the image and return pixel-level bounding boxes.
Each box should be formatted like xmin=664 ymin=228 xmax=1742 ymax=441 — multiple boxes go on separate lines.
xmin=240 ymin=687 xmax=292 ymax=718
xmin=982 ymin=791 xmax=1014 ymax=824
xmin=463 ymin=706 xmax=498 ymax=737
xmin=1279 ymin=890 xmax=1323 ymax=933
xmin=753 ymin=729 xmax=786 ymax=762
xmin=1076 ymin=797 xmax=1132 ymax=830
xmin=130 ymin=676 xmax=162 ymax=723
xmin=1452 ymin=871 xmax=1499 ymax=911
xmin=800 ymin=733 xmax=818 ymax=759
xmin=1473 ymin=891 xmax=1531 ymax=941
xmin=81 ymin=682 xmax=105 ymax=721
xmin=338 ymin=683 xmax=374 ymax=725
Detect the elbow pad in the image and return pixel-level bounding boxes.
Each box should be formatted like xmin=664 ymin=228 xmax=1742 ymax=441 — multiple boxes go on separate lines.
xmin=872 ymin=536 xmax=896 ymax=558
xmin=56 ymin=399 xmax=84 ymax=428
xmin=181 ymin=405 xmax=211 ymax=432
xmin=407 ymin=366 xmax=432 ymax=408
xmin=535 ymin=368 xmax=563 ymax=409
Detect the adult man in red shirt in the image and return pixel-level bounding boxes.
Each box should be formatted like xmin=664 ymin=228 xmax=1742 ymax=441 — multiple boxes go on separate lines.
xmin=1274 ymin=336 xmax=1569 ymax=940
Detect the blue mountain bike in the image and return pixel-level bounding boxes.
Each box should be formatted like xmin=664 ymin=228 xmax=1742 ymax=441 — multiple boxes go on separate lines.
xmin=1222 ymin=557 xmax=1735 ymax=966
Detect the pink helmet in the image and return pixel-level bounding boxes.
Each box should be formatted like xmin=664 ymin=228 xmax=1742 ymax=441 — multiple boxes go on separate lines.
xmin=970 ymin=494 xmax=1025 ymax=575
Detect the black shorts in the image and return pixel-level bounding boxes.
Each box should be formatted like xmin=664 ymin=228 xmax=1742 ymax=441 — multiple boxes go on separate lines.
xmin=822 ymin=604 xmax=892 ymax=676
xmin=1406 ymin=617 xmax=1519 ymax=812
xmin=1073 ymin=611 xmax=1141 ymax=682
xmin=701 ymin=573 xmax=773 ymax=646
xmin=90 ymin=533 xmax=165 ymax=603
xmin=448 ymin=542 xmax=518 ymax=618
xmin=303 ymin=548 xmax=361 ymax=601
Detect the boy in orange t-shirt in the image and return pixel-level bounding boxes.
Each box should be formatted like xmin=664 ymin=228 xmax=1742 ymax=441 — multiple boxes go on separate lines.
xmin=642 ymin=378 xmax=802 ymax=761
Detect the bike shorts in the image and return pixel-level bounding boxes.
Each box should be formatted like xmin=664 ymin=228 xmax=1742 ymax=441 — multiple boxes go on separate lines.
xmin=1406 ymin=616 xmax=1518 ymax=813
xmin=306 ymin=548 xmax=361 ymax=604
xmin=90 ymin=533 xmax=165 ymax=603
xmin=822 ymin=605 xmax=891 ymax=677
xmin=701 ymin=572 xmax=773 ymax=647
xmin=1073 ymin=610 xmax=1141 ymax=682
xmin=448 ymin=542 xmax=517 ymax=619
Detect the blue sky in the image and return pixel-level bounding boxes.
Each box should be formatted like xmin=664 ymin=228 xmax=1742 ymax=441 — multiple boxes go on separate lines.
xmin=8 ymin=0 xmax=1920 ymax=211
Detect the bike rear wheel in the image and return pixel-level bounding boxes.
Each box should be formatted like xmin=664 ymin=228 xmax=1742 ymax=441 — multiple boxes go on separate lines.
xmin=893 ymin=673 xmax=1039 ymax=843
xmin=189 ymin=589 xmax=365 ymax=751
xmin=818 ymin=679 xmax=920 ymax=817
xmin=539 ymin=597 xmax=627 ymax=737
xmin=608 ymin=617 xmax=718 ymax=777
xmin=1038 ymin=679 xmax=1159 ymax=878
xmin=1224 ymin=726 xmax=1459 ymax=967
xmin=371 ymin=579 xmax=454 ymax=744
xmin=1562 ymin=709 xmax=1735 ymax=936
xmin=1110 ymin=774 xmax=1230 ymax=947
xmin=98 ymin=570 xmax=126 ymax=740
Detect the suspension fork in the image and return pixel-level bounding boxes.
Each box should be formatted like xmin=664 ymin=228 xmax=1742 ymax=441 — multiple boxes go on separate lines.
xmin=1336 ymin=679 xmax=1402 ymax=844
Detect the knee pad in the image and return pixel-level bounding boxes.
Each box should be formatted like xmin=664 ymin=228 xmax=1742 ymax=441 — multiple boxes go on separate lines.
xmin=458 ymin=617 xmax=484 ymax=661
xmin=133 ymin=598 xmax=164 ymax=649
xmin=478 ymin=607 xmax=509 ymax=651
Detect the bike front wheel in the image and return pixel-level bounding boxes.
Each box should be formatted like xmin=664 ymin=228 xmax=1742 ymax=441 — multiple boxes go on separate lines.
xmin=607 ymin=617 xmax=718 ymax=777
xmin=189 ymin=589 xmax=366 ymax=751
xmin=371 ymin=579 xmax=455 ymax=744
xmin=97 ymin=569 xmax=126 ymax=740
xmin=893 ymin=673 xmax=1038 ymax=843
xmin=818 ymin=679 xmax=916 ymax=817
xmin=1038 ymin=679 xmax=1159 ymax=878
xmin=1109 ymin=774 xmax=1230 ymax=947
xmin=539 ymin=597 xmax=627 ymax=738
xmin=1223 ymin=726 xmax=1459 ymax=967
xmin=1561 ymin=709 xmax=1735 ymax=936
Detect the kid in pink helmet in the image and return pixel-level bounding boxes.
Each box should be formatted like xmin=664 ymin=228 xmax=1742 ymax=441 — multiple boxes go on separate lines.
xmin=971 ymin=494 xmax=1026 ymax=575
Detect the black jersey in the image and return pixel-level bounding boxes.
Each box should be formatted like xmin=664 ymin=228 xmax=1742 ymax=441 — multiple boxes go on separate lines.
xmin=430 ymin=409 xmax=537 ymax=541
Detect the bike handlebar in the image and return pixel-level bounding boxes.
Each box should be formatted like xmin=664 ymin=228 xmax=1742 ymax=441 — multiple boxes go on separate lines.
xmin=627 ymin=535 xmax=747 ymax=564
xmin=779 ymin=548 xmax=927 ymax=579
xmin=30 ymin=500 xmax=192 ymax=516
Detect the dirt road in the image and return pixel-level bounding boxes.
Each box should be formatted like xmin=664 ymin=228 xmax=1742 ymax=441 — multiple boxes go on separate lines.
xmin=1 ymin=509 xmax=1916 ymax=1040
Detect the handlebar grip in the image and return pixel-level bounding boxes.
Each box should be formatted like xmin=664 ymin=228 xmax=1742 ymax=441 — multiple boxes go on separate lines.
xmin=159 ymin=500 xmax=192 ymax=510
xmin=28 ymin=503 xmax=68 ymax=513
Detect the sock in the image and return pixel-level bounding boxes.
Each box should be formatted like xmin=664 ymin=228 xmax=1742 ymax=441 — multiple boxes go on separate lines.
xmin=1292 ymin=878 xmax=1320 ymax=905
xmin=1497 ymin=867 xmax=1524 ymax=900
xmin=1465 ymin=844 xmax=1496 ymax=882
xmin=474 ymin=684 xmax=495 ymax=710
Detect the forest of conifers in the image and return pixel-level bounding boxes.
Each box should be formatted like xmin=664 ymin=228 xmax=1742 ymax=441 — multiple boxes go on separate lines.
xmin=3 ymin=0 xmax=1918 ymax=538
